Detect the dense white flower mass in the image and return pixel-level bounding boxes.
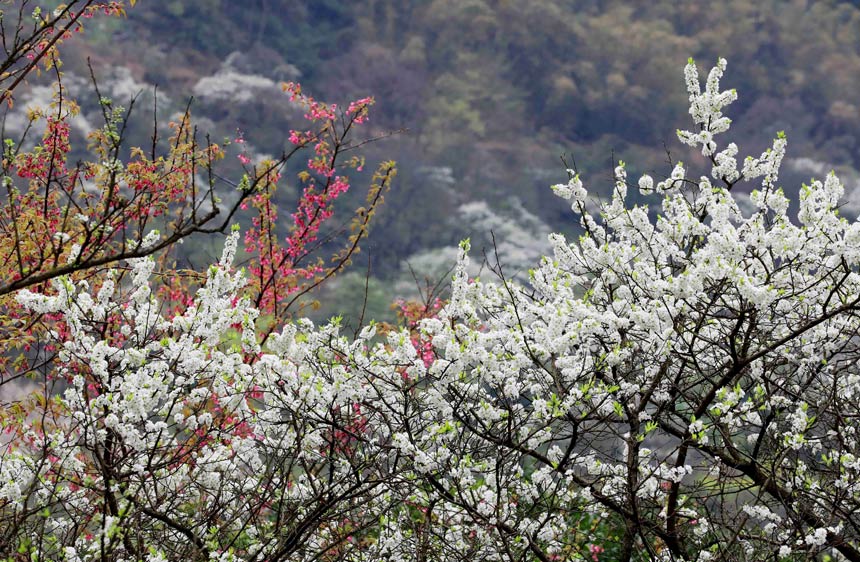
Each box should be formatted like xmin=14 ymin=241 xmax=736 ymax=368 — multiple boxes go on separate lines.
xmin=3 ymin=58 xmax=860 ymax=562
xmin=6 ymin=230 xmax=428 ymax=561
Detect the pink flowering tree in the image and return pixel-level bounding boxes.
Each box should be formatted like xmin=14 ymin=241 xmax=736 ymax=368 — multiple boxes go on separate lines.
xmin=0 ymin=2 xmax=395 ymax=386
xmin=238 ymin=84 xmax=394 ymax=338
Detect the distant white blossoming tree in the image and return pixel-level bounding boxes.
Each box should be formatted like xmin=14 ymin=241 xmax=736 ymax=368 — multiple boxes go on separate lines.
xmin=4 ymin=58 xmax=860 ymax=562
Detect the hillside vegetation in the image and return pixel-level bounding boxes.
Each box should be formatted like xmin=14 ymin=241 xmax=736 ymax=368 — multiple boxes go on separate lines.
xmin=21 ymin=0 xmax=860 ymax=321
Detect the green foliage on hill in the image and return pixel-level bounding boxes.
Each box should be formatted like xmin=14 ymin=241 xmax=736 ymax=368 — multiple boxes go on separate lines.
xmin=63 ymin=0 xmax=860 ymax=287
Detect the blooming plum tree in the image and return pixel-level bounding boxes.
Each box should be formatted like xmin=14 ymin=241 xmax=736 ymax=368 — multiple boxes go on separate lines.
xmin=390 ymin=58 xmax=860 ymax=561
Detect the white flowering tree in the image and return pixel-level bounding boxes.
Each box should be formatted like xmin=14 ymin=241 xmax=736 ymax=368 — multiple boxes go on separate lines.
xmin=4 ymin=58 xmax=860 ymax=562
xmin=390 ymin=58 xmax=860 ymax=562
xmin=2 ymin=230 xmax=425 ymax=561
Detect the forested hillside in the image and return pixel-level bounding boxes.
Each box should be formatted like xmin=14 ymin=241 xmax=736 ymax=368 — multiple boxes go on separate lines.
xmin=14 ymin=0 xmax=860 ymax=322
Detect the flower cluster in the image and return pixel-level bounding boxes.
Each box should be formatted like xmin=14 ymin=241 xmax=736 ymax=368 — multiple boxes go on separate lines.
xmin=241 ymin=83 xmax=383 ymax=323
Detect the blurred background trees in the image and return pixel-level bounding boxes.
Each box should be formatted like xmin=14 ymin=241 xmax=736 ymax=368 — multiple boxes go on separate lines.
xmin=13 ymin=0 xmax=860 ymax=320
